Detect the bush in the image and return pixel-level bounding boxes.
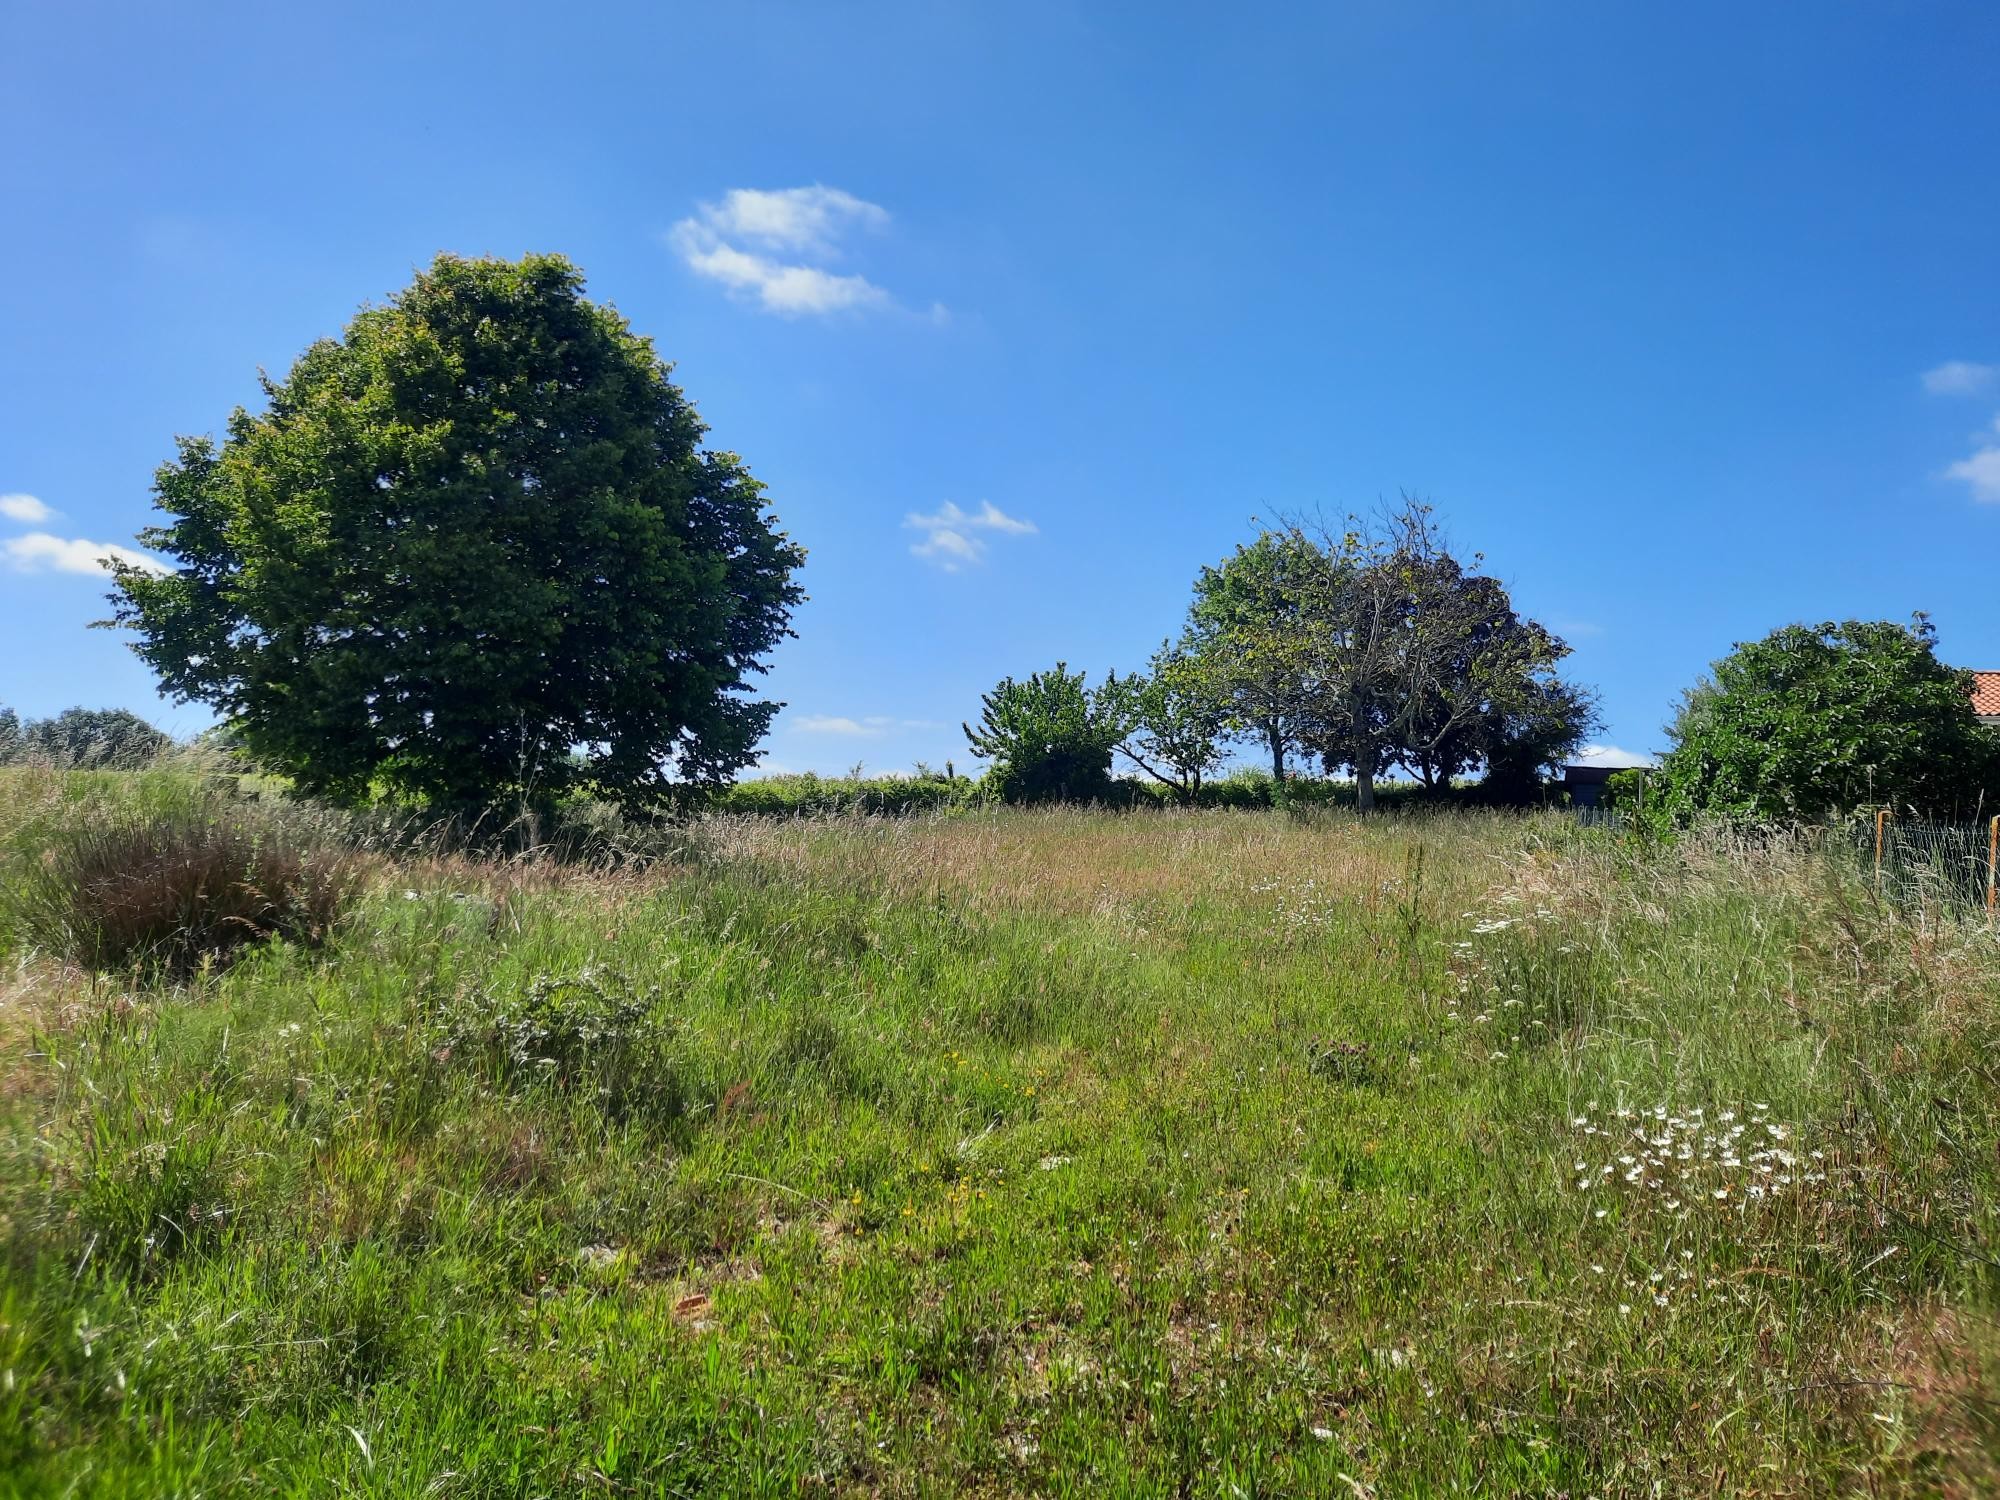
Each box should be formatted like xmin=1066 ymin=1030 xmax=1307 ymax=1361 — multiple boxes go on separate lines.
xmin=13 ymin=804 xmax=356 ymax=974
xmin=1655 ymin=616 xmax=1998 ymax=822
xmin=1124 ymin=769 xmax=1442 ymax=811
xmin=708 ymin=772 xmax=977 ymax=818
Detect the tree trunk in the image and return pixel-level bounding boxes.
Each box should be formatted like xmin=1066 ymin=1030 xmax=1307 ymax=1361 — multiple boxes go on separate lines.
xmin=1355 ymin=737 xmax=1377 ymax=812
xmin=1268 ymin=724 xmax=1286 ymax=782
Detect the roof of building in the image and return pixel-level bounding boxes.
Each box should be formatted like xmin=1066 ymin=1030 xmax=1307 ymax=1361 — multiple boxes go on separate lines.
xmin=1973 ymin=670 xmax=2000 ymax=718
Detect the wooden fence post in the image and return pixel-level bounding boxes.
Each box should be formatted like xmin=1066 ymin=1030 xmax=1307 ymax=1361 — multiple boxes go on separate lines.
xmin=1987 ymin=815 xmax=1997 ymax=922
xmin=1874 ymin=808 xmax=1889 ymax=894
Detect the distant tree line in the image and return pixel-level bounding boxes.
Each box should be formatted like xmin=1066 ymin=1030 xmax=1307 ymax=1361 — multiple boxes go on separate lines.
xmin=0 ymin=706 xmax=169 ymax=770
xmin=966 ymin=499 xmax=1597 ymax=807
xmin=81 ymin=251 xmax=1996 ymax=826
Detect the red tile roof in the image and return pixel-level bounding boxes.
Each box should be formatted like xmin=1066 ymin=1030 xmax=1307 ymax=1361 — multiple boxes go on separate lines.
xmin=1973 ymin=671 xmax=2000 ymax=718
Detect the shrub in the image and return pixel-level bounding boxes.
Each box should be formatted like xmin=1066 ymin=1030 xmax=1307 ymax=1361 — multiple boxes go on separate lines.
xmin=13 ymin=804 xmax=356 ymax=974
xmin=1655 ymin=615 xmax=1998 ymax=822
xmin=708 ymin=772 xmax=977 ymax=818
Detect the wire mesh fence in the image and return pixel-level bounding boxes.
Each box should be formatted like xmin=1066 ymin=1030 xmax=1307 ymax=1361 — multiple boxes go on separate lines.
xmin=1849 ymin=813 xmax=1999 ymax=917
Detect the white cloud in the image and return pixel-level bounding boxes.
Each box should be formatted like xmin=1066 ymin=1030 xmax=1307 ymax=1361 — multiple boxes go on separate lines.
xmin=904 ymin=501 xmax=1038 ymax=571
xmin=698 ymin=186 xmax=888 ymax=254
xmin=0 ymin=493 xmax=56 ymax=524
xmin=670 ymin=229 xmax=889 ymax=315
xmin=1 ymin=532 xmax=169 ymax=576
xmin=1573 ymin=744 xmax=1656 ymax=769
xmin=1922 ymin=360 xmax=1995 ymax=396
xmin=1945 ymin=439 xmax=2000 ymax=502
xmin=669 ymin=185 xmax=904 ymax=317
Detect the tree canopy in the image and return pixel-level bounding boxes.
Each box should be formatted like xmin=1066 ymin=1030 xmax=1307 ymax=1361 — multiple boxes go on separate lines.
xmin=109 ymin=253 xmax=804 ymax=812
xmin=1112 ymin=639 xmax=1231 ymax=802
xmin=0 ymin=706 xmax=169 ymax=770
xmin=1185 ymin=502 xmax=1592 ymax=807
xmin=1186 ymin=532 xmax=1322 ymax=780
xmin=1653 ymin=615 xmax=1996 ymax=821
xmin=964 ymin=664 xmax=1133 ymax=804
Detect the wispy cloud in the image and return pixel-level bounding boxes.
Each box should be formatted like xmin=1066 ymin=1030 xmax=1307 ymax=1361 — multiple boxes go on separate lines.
xmin=794 ymin=713 xmax=947 ymax=736
xmin=0 ymin=493 xmax=56 ymax=524
xmin=904 ymin=501 xmax=1038 ymax=572
xmin=1922 ymin=360 xmax=1995 ymax=396
xmin=670 ymin=185 xmax=904 ymax=316
xmin=1944 ymin=417 xmax=2000 ymax=502
xmin=795 ymin=715 xmax=876 ymax=736
xmin=1555 ymin=619 xmax=1605 ymax=641
xmin=2 ymin=532 xmax=169 ymax=576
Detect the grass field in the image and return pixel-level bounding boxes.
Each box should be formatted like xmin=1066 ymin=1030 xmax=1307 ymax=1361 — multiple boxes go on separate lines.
xmin=2 ymin=769 xmax=1997 ymax=1496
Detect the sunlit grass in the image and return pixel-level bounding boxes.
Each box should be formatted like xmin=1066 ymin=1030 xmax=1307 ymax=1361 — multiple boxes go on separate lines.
xmin=2 ymin=773 xmax=1996 ymax=1494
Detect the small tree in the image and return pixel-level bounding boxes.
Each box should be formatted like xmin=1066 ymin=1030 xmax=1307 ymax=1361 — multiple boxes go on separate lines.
xmin=109 ymin=253 xmax=805 ymax=813
xmin=964 ymin=663 xmax=1133 ymax=804
xmin=1186 ymin=533 xmax=1321 ymax=780
xmin=1654 ymin=615 xmax=1997 ymax=821
xmin=1113 ymin=640 xmax=1230 ymax=802
xmin=0 ymin=708 xmax=20 ymax=763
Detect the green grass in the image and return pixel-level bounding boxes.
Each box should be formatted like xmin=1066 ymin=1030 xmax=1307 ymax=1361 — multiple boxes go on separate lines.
xmin=2 ymin=770 xmax=1997 ymax=1495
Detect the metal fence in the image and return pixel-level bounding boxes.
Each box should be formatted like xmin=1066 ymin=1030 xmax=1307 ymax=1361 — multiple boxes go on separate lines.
xmin=1854 ymin=812 xmax=2000 ymax=916
xmin=1555 ymin=806 xmax=2000 ymax=919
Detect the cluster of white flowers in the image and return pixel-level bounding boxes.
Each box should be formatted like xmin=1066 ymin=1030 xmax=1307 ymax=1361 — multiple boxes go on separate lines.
xmin=1443 ymin=891 xmax=1568 ymax=1055
xmin=1249 ymin=877 xmax=1343 ymax=936
xmin=1566 ymin=1102 xmax=1830 ymax=1211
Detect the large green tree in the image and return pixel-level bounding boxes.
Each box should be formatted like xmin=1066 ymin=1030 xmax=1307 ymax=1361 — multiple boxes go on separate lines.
xmin=1654 ymin=615 xmax=1997 ymax=821
xmin=109 ymin=254 xmax=805 ymax=811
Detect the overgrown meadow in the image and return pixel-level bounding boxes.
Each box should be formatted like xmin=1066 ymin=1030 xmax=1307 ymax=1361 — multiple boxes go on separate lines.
xmin=1 ymin=768 xmax=1996 ymax=1496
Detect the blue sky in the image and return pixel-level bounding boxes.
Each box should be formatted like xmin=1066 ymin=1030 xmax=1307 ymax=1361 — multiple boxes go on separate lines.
xmin=5 ymin=1 xmax=1999 ymax=775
